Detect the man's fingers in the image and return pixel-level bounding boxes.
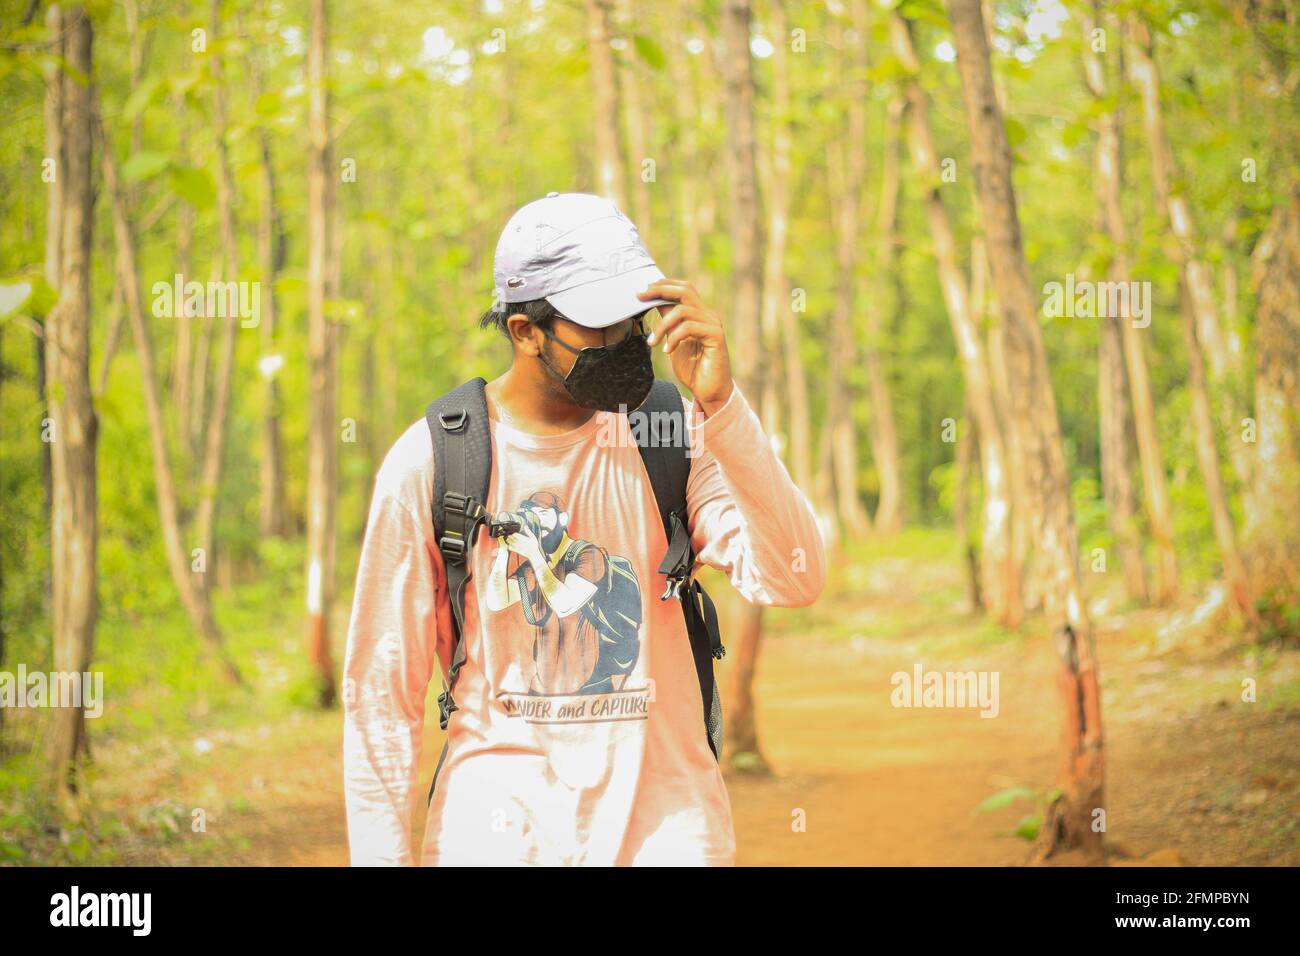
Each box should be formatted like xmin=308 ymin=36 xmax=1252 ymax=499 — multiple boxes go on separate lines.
xmin=646 ymin=302 xmax=693 ymax=345
xmin=638 ymin=279 xmax=699 ymax=306
xmin=663 ymin=319 xmax=719 ymax=355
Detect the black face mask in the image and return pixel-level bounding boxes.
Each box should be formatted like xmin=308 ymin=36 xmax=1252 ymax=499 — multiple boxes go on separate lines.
xmin=537 ymin=323 xmax=655 ymax=413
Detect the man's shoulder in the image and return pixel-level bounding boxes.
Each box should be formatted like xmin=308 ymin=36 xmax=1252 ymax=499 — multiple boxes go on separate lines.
xmin=372 ymin=417 xmax=435 ymax=511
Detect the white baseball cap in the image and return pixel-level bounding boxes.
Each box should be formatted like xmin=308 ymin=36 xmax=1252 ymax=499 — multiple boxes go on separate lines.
xmin=493 ymin=192 xmax=673 ymax=329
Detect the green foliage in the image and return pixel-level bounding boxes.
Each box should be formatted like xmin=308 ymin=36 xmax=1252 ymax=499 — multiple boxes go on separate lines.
xmin=0 ymin=0 xmax=1295 ymax=861
xmin=975 ymin=786 xmax=1036 ymax=813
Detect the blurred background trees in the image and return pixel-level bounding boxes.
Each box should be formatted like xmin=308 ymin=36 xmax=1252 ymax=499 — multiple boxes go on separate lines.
xmin=1 ymin=0 xmax=1298 ymax=860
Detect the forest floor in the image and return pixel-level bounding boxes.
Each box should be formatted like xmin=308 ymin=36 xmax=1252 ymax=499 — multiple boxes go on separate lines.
xmin=7 ymin=530 xmax=1299 ymax=866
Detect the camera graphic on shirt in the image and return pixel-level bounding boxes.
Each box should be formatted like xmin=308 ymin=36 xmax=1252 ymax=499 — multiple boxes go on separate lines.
xmin=487 ymin=513 xmax=522 ymax=539
xmin=485 ymin=489 xmax=643 ymax=698
xmin=487 ymin=509 xmax=538 ymax=540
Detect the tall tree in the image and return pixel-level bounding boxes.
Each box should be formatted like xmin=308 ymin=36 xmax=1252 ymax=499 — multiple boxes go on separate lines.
xmin=721 ymin=0 xmax=768 ymax=773
xmin=251 ymin=43 xmax=286 ymax=538
xmin=825 ymin=2 xmax=870 ymax=536
xmin=584 ymin=0 xmax=625 ymax=206
xmin=1082 ymin=6 xmax=1148 ymax=604
xmin=44 ymin=3 xmax=98 ymax=794
xmin=867 ymin=91 xmax=906 ymax=534
xmin=305 ymin=0 xmax=339 ymax=707
xmin=1081 ymin=8 xmax=1179 ymax=603
xmin=36 ymin=1 xmax=60 ymax=563
xmin=98 ymin=112 xmax=242 ymax=685
xmin=946 ymin=0 xmax=1104 ymax=858
xmin=1246 ymin=187 xmax=1300 ymax=609
xmin=1237 ymin=0 xmax=1300 ymax=624
xmin=666 ymin=7 xmax=702 ymax=281
xmin=889 ymin=12 xmax=1021 ymax=627
xmin=192 ymin=0 xmax=241 ymax=589
xmin=616 ymin=0 xmax=652 ymax=240
xmin=171 ymin=97 xmax=195 ymax=453
xmin=1128 ymin=16 xmax=1252 ymax=616
xmin=759 ymin=0 xmax=810 ymax=489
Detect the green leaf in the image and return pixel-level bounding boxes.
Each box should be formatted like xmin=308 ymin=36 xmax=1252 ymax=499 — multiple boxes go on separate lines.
xmin=168 ymin=165 xmax=216 ymax=210
xmin=632 ymin=34 xmax=667 ymax=71
xmin=1012 ymin=814 xmax=1041 ymax=841
xmin=123 ymin=75 xmax=164 ymax=121
xmin=168 ymin=68 xmax=204 ymax=98
xmin=253 ymin=91 xmax=283 ymax=118
xmin=975 ymin=786 xmax=1036 ymax=813
xmin=121 ymin=151 xmax=170 ymax=182
xmin=1005 ymin=116 xmax=1028 ymax=150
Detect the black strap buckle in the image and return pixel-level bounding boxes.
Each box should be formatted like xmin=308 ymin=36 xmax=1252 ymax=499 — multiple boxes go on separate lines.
xmin=437 ymin=688 xmax=457 ymax=730
xmin=438 ymin=409 xmax=468 ymax=432
xmin=439 ymin=535 xmax=466 ymax=564
xmin=657 ymin=509 xmax=694 ymax=601
xmin=660 ymin=573 xmax=689 ymax=601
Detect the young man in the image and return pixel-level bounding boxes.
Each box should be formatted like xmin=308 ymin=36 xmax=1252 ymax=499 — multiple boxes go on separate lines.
xmin=343 ymin=192 xmax=825 ymax=866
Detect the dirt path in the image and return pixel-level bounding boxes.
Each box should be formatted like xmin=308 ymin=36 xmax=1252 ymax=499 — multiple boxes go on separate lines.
xmin=100 ymin=555 xmax=1300 ymax=867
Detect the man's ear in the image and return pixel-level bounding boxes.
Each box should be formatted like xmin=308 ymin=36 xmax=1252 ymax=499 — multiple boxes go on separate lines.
xmin=507 ymin=313 xmax=542 ymax=355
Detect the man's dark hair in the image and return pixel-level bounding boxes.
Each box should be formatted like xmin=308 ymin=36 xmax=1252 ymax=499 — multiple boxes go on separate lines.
xmin=479 ymin=297 xmax=564 ymax=339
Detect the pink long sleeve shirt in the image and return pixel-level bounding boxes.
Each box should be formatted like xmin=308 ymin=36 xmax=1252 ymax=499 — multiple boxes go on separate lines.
xmin=342 ymin=382 xmax=825 ymax=866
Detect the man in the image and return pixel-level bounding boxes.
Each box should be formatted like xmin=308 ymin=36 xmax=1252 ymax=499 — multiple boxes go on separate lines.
xmin=343 ymin=192 xmax=825 ymax=866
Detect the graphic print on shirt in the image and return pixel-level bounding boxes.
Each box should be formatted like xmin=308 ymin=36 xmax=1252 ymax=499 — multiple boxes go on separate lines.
xmin=484 ymin=490 xmax=652 ymax=725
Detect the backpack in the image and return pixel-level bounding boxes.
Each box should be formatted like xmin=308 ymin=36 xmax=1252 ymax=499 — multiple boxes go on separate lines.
xmin=424 ymin=378 xmax=725 ymax=801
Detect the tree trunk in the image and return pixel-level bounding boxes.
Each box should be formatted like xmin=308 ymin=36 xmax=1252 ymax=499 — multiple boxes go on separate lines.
xmin=305 ymin=0 xmax=339 ymax=708
xmin=191 ymin=0 xmax=240 ymax=591
xmin=188 ymin=264 xmax=213 ymax=462
xmin=890 ymin=13 xmax=1021 ymax=627
xmin=1132 ymin=20 xmax=1247 ymax=490
xmin=44 ymin=4 xmax=97 ymax=794
xmin=585 ymin=0 xmax=625 ymax=206
xmin=1245 ymin=184 xmax=1300 ymax=615
xmin=825 ymin=5 xmax=871 ymax=537
xmin=39 ymin=2 xmax=62 ymax=608
xmin=98 ymin=113 xmax=243 ymax=685
xmin=721 ymin=0 xmax=768 ymax=775
xmin=955 ymin=413 xmax=982 ymax=613
xmin=254 ymin=93 xmax=286 ymax=538
xmin=946 ymin=0 xmax=1104 ymax=860
xmin=867 ymin=92 xmax=905 ymax=534
xmin=616 ymin=0 xmax=652 ymax=239
xmin=1128 ymin=16 xmax=1251 ymax=616
xmin=1080 ymin=11 xmax=1180 ymax=602
xmin=1098 ymin=315 xmax=1147 ymax=603
xmin=1179 ymin=279 xmax=1254 ymax=616
xmin=667 ymin=7 xmax=702 ymax=278
xmin=172 ymin=166 xmax=194 ymax=451
xmin=756 ymin=4 xmax=810 ymax=493
xmin=1082 ymin=5 xmax=1147 ymax=604
xmin=976 ymin=237 xmax=1034 ymax=614
xmin=1221 ymin=207 xmax=1249 ymax=498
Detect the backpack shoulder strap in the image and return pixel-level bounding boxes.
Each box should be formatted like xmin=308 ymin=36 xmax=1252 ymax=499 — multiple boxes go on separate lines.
xmin=634 ymin=379 xmax=692 ymax=555
xmin=633 ymin=380 xmax=726 ymax=761
xmin=425 ymin=377 xmax=491 ymax=734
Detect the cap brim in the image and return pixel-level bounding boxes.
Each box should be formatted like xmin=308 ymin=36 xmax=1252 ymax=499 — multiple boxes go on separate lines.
xmin=545 ymin=264 xmax=674 ymax=329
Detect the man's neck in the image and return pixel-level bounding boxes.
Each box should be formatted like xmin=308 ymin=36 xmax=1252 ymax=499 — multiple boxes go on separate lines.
xmin=486 ymin=362 xmax=597 ymax=436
